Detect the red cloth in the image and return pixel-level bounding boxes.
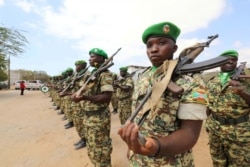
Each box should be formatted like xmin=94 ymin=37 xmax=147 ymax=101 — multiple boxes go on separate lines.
xmin=20 ymin=82 xmax=26 ymax=89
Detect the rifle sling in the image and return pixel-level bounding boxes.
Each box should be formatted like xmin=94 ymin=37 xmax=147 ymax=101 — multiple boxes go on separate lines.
xmin=139 ymin=60 xmax=178 ymax=116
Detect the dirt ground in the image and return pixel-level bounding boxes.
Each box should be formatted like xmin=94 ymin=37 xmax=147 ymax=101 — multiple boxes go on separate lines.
xmin=0 ymin=89 xmax=213 ymax=167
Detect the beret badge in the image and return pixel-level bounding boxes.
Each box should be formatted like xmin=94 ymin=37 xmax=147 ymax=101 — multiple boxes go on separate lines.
xmin=163 ymin=24 xmax=170 ymax=34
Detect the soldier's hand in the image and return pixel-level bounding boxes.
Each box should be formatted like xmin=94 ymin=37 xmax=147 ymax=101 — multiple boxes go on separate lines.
xmin=71 ymin=93 xmax=79 ymax=102
xmin=228 ymin=80 xmax=246 ymax=94
xmin=118 ymin=122 xmax=159 ymax=157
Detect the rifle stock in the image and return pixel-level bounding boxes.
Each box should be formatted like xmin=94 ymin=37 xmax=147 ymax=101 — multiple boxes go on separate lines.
xmin=167 ymin=34 xmax=219 ymax=96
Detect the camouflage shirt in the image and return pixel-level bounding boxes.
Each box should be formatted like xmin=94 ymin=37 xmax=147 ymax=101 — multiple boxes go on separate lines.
xmin=81 ymin=71 xmax=113 ymax=112
xmin=207 ymin=74 xmax=250 ymax=118
xmin=130 ymin=67 xmax=208 ymax=167
xmin=116 ymin=75 xmax=134 ymax=99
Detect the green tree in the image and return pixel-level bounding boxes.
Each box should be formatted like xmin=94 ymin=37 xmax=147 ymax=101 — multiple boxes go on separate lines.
xmin=0 ymin=54 xmax=6 ymax=70
xmin=0 ymin=69 xmax=8 ymax=81
xmin=0 ymin=26 xmax=29 ymax=85
xmin=0 ymin=26 xmax=29 ymax=58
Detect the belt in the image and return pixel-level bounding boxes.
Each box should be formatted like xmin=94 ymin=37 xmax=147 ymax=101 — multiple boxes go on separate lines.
xmin=212 ymin=113 xmax=249 ymax=125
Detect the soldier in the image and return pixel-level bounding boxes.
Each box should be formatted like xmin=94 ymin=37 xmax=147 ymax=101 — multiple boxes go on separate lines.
xmin=71 ymin=60 xmax=89 ymax=149
xmin=206 ymin=50 xmax=250 ymax=167
xmin=71 ymin=48 xmax=113 ymax=167
xmin=55 ymin=73 xmax=66 ymax=113
xmin=115 ymin=66 xmax=134 ymax=124
xmin=61 ymin=68 xmax=75 ymax=129
xmin=118 ymin=21 xmax=208 ymax=166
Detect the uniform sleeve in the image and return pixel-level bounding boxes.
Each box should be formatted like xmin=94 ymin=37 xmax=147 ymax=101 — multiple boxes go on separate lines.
xmin=177 ymin=73 xmax=208 ymax=120
xmin=100 ymin=72 xmax=114 ymax=92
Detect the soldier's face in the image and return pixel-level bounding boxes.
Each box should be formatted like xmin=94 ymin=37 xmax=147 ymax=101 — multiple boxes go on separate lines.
xmin=220 ymin=56 xmax=238 ymax=72
xmin=146 ymin=37 xmax=177 ymax=67
xmin=120 ymin=71 xmax=126 ymax=77
xmin=89 ymin=54 xmax=104 ymax=67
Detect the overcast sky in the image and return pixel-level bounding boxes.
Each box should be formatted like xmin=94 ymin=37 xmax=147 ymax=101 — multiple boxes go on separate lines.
xmin=1 ymin=0 xmax=250 ymax=76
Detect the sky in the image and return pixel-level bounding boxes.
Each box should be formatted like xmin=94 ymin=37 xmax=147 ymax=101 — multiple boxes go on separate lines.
xmin=0 ymin=0 xmax=250 ymax=76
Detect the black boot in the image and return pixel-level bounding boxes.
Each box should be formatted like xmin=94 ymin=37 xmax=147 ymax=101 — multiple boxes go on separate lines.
xmin=74 ymin=139 xmax=83 ymax=146
xmin=57 ymin=110 xmax=64 ymax=115
xmin=64 ymin=121 xmax=74 ymax=129
xmin=112 ymin=109 xmax=118 ymax=114
xmin=74 ymin=139 xmax=86 ymax=150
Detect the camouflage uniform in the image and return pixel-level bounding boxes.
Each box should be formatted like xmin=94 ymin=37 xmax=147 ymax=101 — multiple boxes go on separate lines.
xmin=72 ymin=69 xmax=90 ymax=140
xmin=63 ymin=75 xmax=74 ymax=122
xmin=206 ymin=74 xmax=250 ymax=167
xmin=54 ymin=78 xmax=64 ymax=110
xmin=80 ymin=71 xmax=113 ymax=167
xmin=130 ymin=67 xmax=208 ymax=167
xmin=116 ymin=74 xmax=134 ymax=125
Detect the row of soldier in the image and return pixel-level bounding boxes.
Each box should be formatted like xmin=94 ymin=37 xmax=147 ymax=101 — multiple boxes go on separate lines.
xmin=48 ymin=48 xmax=136 ymax=166
xmin=46 ymin=21 xmax=250 ymax=167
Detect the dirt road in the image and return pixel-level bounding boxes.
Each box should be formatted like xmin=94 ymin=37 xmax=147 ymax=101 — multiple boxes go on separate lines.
xmin=0 ymin=89 xmax=212 ymax=167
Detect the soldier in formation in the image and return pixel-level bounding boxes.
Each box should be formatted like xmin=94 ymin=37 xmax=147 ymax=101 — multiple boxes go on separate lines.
xmin=206 ymin=50 xmax=250 ymax=167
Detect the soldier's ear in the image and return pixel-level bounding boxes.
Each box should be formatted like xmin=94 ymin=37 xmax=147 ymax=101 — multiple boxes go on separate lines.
xmin=173 ymin=44 xmax=178 ymax=53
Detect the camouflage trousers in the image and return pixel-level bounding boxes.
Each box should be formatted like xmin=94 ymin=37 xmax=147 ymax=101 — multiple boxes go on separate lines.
xmin=83 ymin=109 xmax=112 ymax=167
xmin=64 ymin=97 xmax=73 ymax=122
xmin=129 ymin=150 xmax=194 ymax=167
xmin=111 ymin=91 xmax=118 ymax=110
xmin=117 ymin=97 xmax=132 ymax=125
xmin=206 ymin=118 xmax=250 ymax=167
xmin=72 ymin=105 xmax=85 ymax=139
xmin=54 ymin=94 xmax=61 ymax=108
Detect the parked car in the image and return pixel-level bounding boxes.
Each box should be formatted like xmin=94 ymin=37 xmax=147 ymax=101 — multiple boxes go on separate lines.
xmin=14 ymin=80 xmax=27 ymax=90
xmin=0 ymin=82 xmax=8 ymax=90
xmin=26 ymin=80 xmax=43 ymax=90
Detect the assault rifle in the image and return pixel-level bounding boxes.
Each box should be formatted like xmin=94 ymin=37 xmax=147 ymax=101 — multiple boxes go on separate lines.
xmin=75 ymin=48 xmax=121 ymax=97
xmin=231 ymin=62 xmax=249 ymax=80
xmin=60 ymin=66 xmax=89 ymax=95
xmin=114 ymin=68 xmax=141 ymax=85
xmin=124 ymin=34 xmax=230 ymax=146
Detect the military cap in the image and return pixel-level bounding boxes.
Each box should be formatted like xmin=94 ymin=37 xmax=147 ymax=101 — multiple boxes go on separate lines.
xmin=61 ymin=71 xmax=67 ymax=75
xmin=89 ymin=48 xmax=108 ymax=59
xmin=119 ymin=66 xmax=128 ymax=72
xmin=75 ymin=60 xmax=86 ymax=65
xmin=66 ymin=67 xmax=74 ymax=72
xmin=219 ymin=50 xmax=238 ymax=58
xmin=142 ymin=21 xmax=181 ymax=44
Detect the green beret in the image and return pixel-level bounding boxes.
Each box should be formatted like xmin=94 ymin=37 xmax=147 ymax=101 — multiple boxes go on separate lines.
xmin=89 ymin=48 xmax=108 ymax=59
xmin=75 ymin=60 xmax=86 ymax=65
xmin=142 ymin=21 xmax=181 ymax=44
xmin=66 ymin=67 xmax=74 ymax=72
xmin=61 ymin=71 xmax=67 ymax=75
xmin=119 ymin=67 xmax=128 ymax=72
xmin=219 ymin=50 xmax=238 ymax=58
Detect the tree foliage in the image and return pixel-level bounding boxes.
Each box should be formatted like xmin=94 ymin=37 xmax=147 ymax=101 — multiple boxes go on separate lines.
xmin=0 ymin=69 xmax=8 ymax=81
xmin=0 ymin=26 xmax=29 ymax=57
xmin=17 ymin=69 xmax=51 ymax=83
xmin=0 ymin=55 xmax=7 ymax=70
